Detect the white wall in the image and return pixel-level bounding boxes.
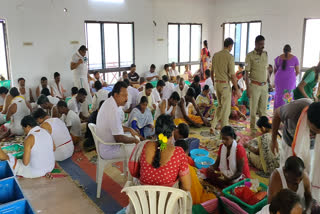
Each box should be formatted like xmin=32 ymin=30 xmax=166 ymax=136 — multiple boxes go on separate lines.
xmin=0 ymin=0 xmax=211 ymax=96
xmin=210 ymin=0 xmax=320 ymax=69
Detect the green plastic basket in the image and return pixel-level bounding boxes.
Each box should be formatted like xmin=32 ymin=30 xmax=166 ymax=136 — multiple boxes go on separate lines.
xmin=0 ymin=80 xmax=11 ymax=89
xmin=1 ymin=144 xmax=24 ymax=159
xmin=65 ymin=97 xmax=71 ymax=103
xmin=222 ymin=179 xmax=268 ymax=214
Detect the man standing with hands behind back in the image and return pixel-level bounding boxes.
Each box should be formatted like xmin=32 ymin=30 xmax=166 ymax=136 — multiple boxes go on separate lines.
xmin=245 ymin=35 xmax=268 ymax=133
xmin=70 ymin=45 xmax=92 ymax=107
xmin=211 ymin=38 xmax=241 ymax=132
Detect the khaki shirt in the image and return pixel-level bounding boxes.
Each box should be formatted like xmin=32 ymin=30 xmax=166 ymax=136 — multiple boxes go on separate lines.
xmin=245 ymin=50 xmax=268 ymax=83
xmin=211 ymin=49 xmax=235 ymax=81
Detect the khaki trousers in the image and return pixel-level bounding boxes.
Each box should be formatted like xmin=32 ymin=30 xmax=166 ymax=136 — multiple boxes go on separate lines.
xmin=212 ymin=83 xmax=231 ymax=128
xmin=249 ymin=83 xmax=268 ymax=129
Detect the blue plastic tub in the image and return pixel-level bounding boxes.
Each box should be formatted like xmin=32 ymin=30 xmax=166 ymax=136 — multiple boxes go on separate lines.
xmin=0 ymin=161 xmax=14 ymax=180
xmin=194 ymin=156 xmax=215 ymax=169
xmin=0 ymin=200 xmax=34 ymax=214
xmin=190 ymin=149 xmax=209 ymax=160
xmin=0 ymin=178 xmax=24 ymax=204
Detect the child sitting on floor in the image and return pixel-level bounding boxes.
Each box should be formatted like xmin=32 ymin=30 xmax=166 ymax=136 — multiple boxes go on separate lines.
xmin=230 ymin=86 xmax=246 ymax=120
xmin=207 ymin=126 xmax=250 ymax=189
xmin=175 ymin=139 xmax=216 ymax=204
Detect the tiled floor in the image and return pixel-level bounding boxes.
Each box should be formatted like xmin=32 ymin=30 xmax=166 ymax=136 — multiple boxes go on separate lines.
xmin=19 ymin=176 xmax=103 ymax=214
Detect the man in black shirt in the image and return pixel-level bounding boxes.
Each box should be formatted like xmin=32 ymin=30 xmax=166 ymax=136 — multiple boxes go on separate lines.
xmin=128 ymin=64 xmax=140 ymax=84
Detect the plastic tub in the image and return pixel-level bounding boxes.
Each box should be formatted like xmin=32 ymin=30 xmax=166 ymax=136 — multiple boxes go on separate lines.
xmin=0 ymin=161 xmax=14 ymax=180
xmin=1 ymin=145 xmax=24 ymax=159
xmin=194 ymin=156 xmax=215 ymax=169
xmin=190 ymin=149 xmax=209 ymax=160
xmin=0 ymin=178 xmax=24 ymax=205
xmin=0 ymin=80 xmax=11 ymax=89
xmin=222 ymin=179 xmax=268 ymax=214
xmin=0 ymin=200 xmax=35 ymax=214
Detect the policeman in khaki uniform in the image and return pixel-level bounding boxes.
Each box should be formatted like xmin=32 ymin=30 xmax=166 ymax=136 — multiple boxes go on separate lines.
xmin=211 ymin=38 xmax=241 ymax=130
xmin=245 ymin=35 xmax=268 ymax=130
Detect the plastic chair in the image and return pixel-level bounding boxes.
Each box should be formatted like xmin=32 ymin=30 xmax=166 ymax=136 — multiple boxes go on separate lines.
xmin=121 ymin=181 xmax=189 ymax=214
xmin=88 ymin=123 xmax=128 ymax=198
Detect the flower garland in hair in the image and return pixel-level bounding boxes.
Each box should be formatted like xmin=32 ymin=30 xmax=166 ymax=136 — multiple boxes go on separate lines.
xmin=158 ymin=133 xmax=168 ymax=151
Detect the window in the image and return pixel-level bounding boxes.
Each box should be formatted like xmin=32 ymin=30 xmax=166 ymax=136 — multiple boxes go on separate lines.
xmin=223 ymin=21 xmax=262 ymax=63
xmin=302 ymin=19 xmax=320 ymax=68
xmin=168 ymin=23 xmax=202 ymax=74
xmin=85 ymin=21 xmax=134 ymax=83
xmin=0 ymin=20 xmax=9 ymax=80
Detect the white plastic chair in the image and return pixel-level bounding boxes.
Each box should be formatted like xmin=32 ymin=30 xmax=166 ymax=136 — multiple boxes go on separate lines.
xmin=88 ymin=123 xmax=128 ymax=198
xmin=121 ymin=181 xmax=189 ymax=214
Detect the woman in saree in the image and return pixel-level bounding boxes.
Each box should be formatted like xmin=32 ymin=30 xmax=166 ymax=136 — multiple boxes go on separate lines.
xmin=195 ymin=85 xmax=215 ymax=119
xmin=201 ymin=40 xmax=210 ymax=80
xmin=126 ymin=96 xmax=154 ymax=139
xmin=246 ymin=116 xmax=280 ymax=175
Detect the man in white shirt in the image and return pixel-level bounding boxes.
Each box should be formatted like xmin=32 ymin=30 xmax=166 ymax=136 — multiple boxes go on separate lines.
xmin=57 ymin=101 xmax=82 ymax=144
xmin=159 ymin=64 xmax=170 ymax=80
xmin=152 ymin=80 xmax=165 ymax=104
xmin=37 ymin=94 xmax=59 ymax=118
xmin=169 ymin=62 xmax=179 ymax=81
xmin=40 ymin=88 xmax=59 ymax=106
xmin=50 ymin=72 xmax=66 ymax=100
xmin=175 ymin=78 xmax=189 ymax=98
xmin=145 ymin=64 xmax=159 ymax=82
xmin=92 ymin=81 xmax=109 ymax=111
xmin=96 ymin=81 xmax=140 ymax=160
xmin=93 ymin=71 xmax=108 ymax=87
xmin=138 ymin=83 xmax=156 ymax=112
xmin=204 ymin=69 xmax=216 ymax=95
xmin=123 ymin=79 xmax=139 ymax=113
xmin=67 ymin=88 xmax=88 ymax=121
xmin=70 ymin=45 xmax=92 ymax=105
xmin=18 ymin=77 xmax=34 ymax=103
xmin=162 ymin=75 xmax=175 ymax=100
xmin=36 ymin=77 xmax=48 ymax=98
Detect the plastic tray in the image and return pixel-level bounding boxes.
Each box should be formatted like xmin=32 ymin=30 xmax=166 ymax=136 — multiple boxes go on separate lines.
xmin=0 ymin=80 xmax=11 ymax=89
xmin=0 ymin=178 xmax=24 ymax=205
xmin=0 ymin=199 xmax=34 ymax=214
xmin=2 ymin=145 xmax=24 ymax=159
xmin=222 ymin=179 xmax=268 ymax=214
xmin=190 ymin=149 xmax=209 ymax=160
xmin=0 ymin=161 xmax=14 ymax=180
xmin=194 ymin=156 xmax=215 ymax=169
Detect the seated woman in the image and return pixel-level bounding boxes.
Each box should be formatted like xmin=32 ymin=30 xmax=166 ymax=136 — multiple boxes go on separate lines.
xmin=175 ymin=88 xmax=211 ymax=128
xmin=246 ymin=116 xmax=280 ymax=175
xmin=0 ymin=116 xmax=55 ymax=178
xmin=154 ymin=91 xmax=180 ymax=121
xmin=207 ymin=126 xmax=250 ymax=189
xmin=175 ymin=139 xmax=216 ymax=204
xmin=195 ymin=85 xmax=215 ymax=119
xmin=126 ymin=96 xmax=154 ymax=140
xmin=230 ymin=86 xmax=246 ymax=120
xmin=33 ymin=108 xmax=74 ymax=161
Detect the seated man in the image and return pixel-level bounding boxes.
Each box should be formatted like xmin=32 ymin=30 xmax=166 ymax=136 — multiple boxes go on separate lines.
xmin=50 ymin=72 xmax=66 ymax=100
xmin=175 ymin=88 xmax=210 ymax=127
xmin=190 ymin=75 xmax=201 ymax=99
xmin=3 ymin=87 xmax=30 ymax=137
xmin=33 ymin=109 xmax=74 ymax=161
xmin=159 ymin=64 xmax=170 ymax=80
xmin=93 ymin=71 xmax=107 ymax=87
xmin=41 ymin=88 xmax=59 ymax=105
xmin=0 ymin=116 xmax=55 ymax=178
xmin=18 ymin=77 xmax=34 ymax=103
xmin=152 ymin=80 xmax=165 ymax=104
xmin=96 ymin=81 xmax=140 ymax=160
xmin=92 ymin=81 xmax=109 ymax=111
xmin=37 ymin=95 xmax=59 ymax=118
xmin=119 ymin=71 xmax=128 ymax=81
xmin=169 ymin=62 xmax=179 ymax=81
xmin=162 ymin=75 xmax=175 ymax=100
xmin=145 ymin=64 xmax=159 ymax=82
xmin=268 ymin=156 xmax=312 ymax=211
xmin=71 ymin=87 xmax=78 ymax=98
xmin=204 ymin=69 xmax=216 ymax=96
xmin=123 ymin=79 xmax=139 ymax=113
xmin=154 ymin=91 xmax=180 ymax=121
xmin=175 ymin=77 xmax=189 ymax=98
xmin=57 ymin=101 xmax=82 ymax=144
xmin=0 ymin=87 xmax=8 ymax=124
xmin=36 ymin=77 xmax=48 ymax=98
xmin=128 ymin=64 xmax=140 ymax=84
xmin=67 ymin=88 xmax=88 ymax=121
xmin=174 ymin=123 xmax=189 ymax=142
xmin=138 ymin=83 xmax=156 ymax=112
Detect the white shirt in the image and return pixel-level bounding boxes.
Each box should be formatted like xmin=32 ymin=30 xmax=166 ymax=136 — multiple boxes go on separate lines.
xmin=256 ymin=204 xmax=269 ymax=214
xmin=159 ymin=70 xmax=169 ymax=79
xmin=175 ymin=84 xmax=189 ymax=98
xmin=145 ymin=71 xmax=158 ymax=82
xmin=205 ymin=77 xmax=216 ymax=94
xmin=64 ymin=110 xmax=81 ymax=137
xmin=152 ymin=88 xmax=161 ymax=104
xmin=162 ymin=82 xmax=175 ymax=100
xmin=238 ymin=77 xmax=246 ymax=91
xmin=169 ymin=69 xmax=179 ymax=77
xmin=50 ymin=81 xmax=65 ymax=99
xmin=67 ymin=97 xmax=81 ymax=115
xmin=92 ymin=89 xmax=109 ymax=111
xmin=71 ymin=51 xmax=88 ymax=77
xmin=0 ymin=97 xmax=4 ymax=106
xmin=96 ymin=96 xmax=124 ymax=143
xmin=19 ymin=87 xmax=31 ymax=102
xmin=47 ymin=95 xmax=59 ymax=105
xmin=127 ymin=86 xmax=139 ymax=108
